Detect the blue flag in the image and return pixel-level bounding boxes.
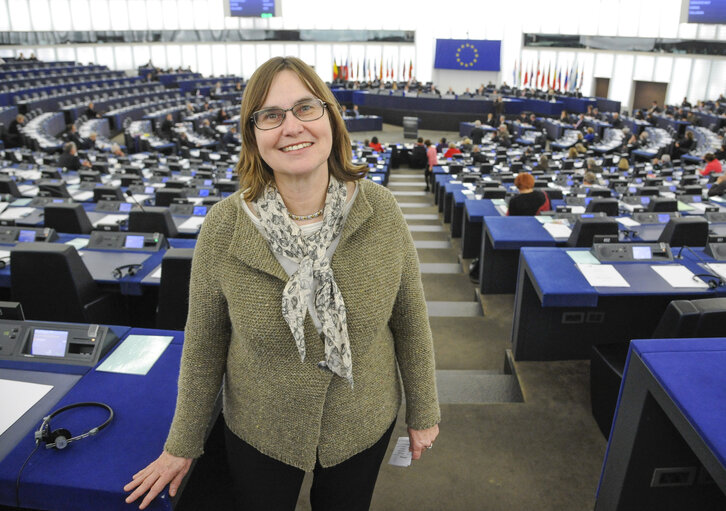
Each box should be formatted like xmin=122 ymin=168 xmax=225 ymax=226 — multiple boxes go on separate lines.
xmin=434 ymin=39 xmax=501 ymax=71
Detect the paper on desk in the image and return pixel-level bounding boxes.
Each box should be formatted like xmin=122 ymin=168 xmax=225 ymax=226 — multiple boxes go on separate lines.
xmin=71 ymin=190 xmax=94 ymax=202
xmin=617 ymin=217 xmax=640 ymax=227
xmin=705 ymin=264 xmax=726 ymax=281
xmin=543 ymin=223 xmax=572 ymax=239
xmin=0 ymin=207 xmax=35 ymax=220
xmin=0 ymin=202 xmax=8 ymax=214
xmin=96 ymin=335 xmax=174 ymax=375
xmin=388 ymin=437 xmax=412 ymax=467
xmin=65 ymin=237 xmax=89 ymax=250
xmin=688 ymin=202 xmax=708 ymax=213
xmin=149 ymin=266 xmax=162 ymax=279
xmin=17 ymin=184 xmax=39 ymax=196
xmin=651 ymin=265 xmax=709 ymax=288
xmin=567 ymin=250 xmax=600 ymax=265
xmin=535 ymin=216 xmax=553 ymax=223
xmin=677 ymin=201 xmax=694 ymax=212
xmin=92 ymin=214 xmax=127 ymax=227
xmin=0 ymin=379 xmax=53 ymax=436
xmin=576 ymin=263 xmax=630 ymax=287
xmin=570 ymin=206 xmax=586 ymax=214
xmin=179 ymin=216 xmax=205 ymax=231
xmin=491 ymin=199 xmax=506 ymax=207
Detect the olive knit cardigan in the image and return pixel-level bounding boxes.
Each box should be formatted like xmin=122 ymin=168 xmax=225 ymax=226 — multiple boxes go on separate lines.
xmin=164 ymin=178 xmax=440 ymax=471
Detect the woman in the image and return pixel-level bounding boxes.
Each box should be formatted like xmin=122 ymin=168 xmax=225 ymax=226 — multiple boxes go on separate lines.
xmin=124 ymin=56 xmax=440 ymax=510
xmin=699 ymin=153 xmax=723 ymax=177
xmin=369 ymin=135 xmax=383 ymax=153
xmin=507 ymin=172 xmax=550 ymax=216
xmin=444 ymin=142 xmax=461 ymax=159
xmin=425 ymin=139 xmax=437 ymax=192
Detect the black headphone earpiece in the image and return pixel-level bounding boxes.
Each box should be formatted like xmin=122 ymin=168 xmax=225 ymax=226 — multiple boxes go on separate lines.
xmin=48 ymin=428 xmax=72 ymax=450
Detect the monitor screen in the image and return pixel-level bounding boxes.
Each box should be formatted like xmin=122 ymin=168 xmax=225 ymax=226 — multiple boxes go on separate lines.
xmin=581 ymin=214 xmax=594 ymax=218
xmin=119 ymin=202 xmax=132 ymax=212
xmin=224 ymin=0 xmax=279 ymax=17
xmin=692 ymin=196 xmax=701 ymax=202
xmin=18 ymin=230 xmax=36 ymax=242
xmin=204 ymin=179 xmax=213 ymax=186
xmin=145 ymin=186 xmax=155 ymax=194
xmin=193 ymin=206 xmax=207 ymax=216
xmin=125 ymin=235 xmax=145 ymax=248
xmin=632 ymin=246 xmax=652 ymax=260
xmin=640 ymin=196 xmax=651 ymax=204
xmin=31 ymin=329 xmax=68 ymax=357
xmin=658 ymin=214 xmax=671 ymax=223
xmin=52 ymin=198 xmax=64 ymax=203
xmin=199 ymin=189 xmax=210 ymax=197
xmin=628 ymin=187 xmax=637 ymax=194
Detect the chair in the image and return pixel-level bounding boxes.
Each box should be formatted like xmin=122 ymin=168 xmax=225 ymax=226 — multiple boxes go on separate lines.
xmin=38 ymin=181 xmax=71 ymax=198
xmin=646 ymin=197 xmax=678 ymax=212
xmin=93 ymin=186 xmax=125 ymax=202
xmin=566 ymin=217 xmax=619 ymax=247
xmin=585 ymin=198 xmax=619 ymax=217
xmin=155 ymin=188 xmax=186 ymax=207
xmin=0 ymin=175 xmax=23 ymax=197
xmin=10 ymin=243 xmax=123 ymax=324
xmin=44 ymin=203 xmax=94 ymax=234
xmin=156 ymin=248 xmax=194 ymax=330
xmin=128 ymin=207 xmax=179 ymax=238
xmin=482 ymin=188 xmax=507 ymax=199
xmin=590 ymin=298 xmax=726 ymax=438
xmin=657 ymin=217 xmax=709 ymax=247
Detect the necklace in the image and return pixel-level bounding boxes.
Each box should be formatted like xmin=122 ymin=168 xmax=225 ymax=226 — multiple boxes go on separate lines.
xmin=288 ymin=207 xmax=324 ymax=221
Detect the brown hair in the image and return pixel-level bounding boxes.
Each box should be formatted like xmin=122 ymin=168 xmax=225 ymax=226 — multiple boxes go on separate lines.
xmin=618 ymin=157 xmax=630 ymax=171
xmin=704 ymin=153 xmax=715 ymax=162
xmin=235 ymin=56 xmax=366 ymax=201
xmin=514 ymin=172 xmax=535 ymax=190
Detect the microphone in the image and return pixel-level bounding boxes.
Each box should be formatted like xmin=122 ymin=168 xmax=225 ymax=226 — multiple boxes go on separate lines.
xmin=125 ymin=189 xmax=145 ymax=212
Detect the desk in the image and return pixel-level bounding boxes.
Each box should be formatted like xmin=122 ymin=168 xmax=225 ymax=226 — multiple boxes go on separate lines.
xmin=511 ymin=247 xmax=726 ymax=361
xmin=0 ymin=327 xmax=191 ymax=511
xmin=344 ymin=116 xmax=382 ymax=132
xmin=595 ymin=338 xmax=726 ymax=510
xmin=461 ymin=199 xmax=501 ymax=259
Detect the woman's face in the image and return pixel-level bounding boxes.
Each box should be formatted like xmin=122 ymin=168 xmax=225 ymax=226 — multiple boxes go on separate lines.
xmin=254 ymin=70 xmax=332 ymax=182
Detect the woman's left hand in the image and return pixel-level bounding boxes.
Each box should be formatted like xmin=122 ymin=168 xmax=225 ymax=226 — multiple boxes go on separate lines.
xmin=407 ymin=424 xmax=439 ymax=461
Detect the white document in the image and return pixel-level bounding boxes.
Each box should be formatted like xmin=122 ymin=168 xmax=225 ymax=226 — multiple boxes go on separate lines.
xmin=0 ymin=202 xmax=8 ymax=214
xmin=535 ymin=216 xmax=553 ymax=224
xmin=71 ymin=190 xmax=94 ymax=202
xmin=617 ymin=217 xmax=640 ymax=227
xmin=706 ymin=263 xmax=726 ymax=281
xmin=388 ymin=437 xmax=412 ymax=467
xmin=92 ymin=214 xmax=127 ymax=227
xmin=0 ymin=379 xmax=54 ymax=436
xmin=543 ymin=223 xmax=572 ymax=239
xmin=150 ymin=266 xmax=162 ymax=279
xmin=65 ymin=237 xmax=89 ymax=250
xmin=576 ymin=263 xmax=630 ymax=287
xmin=0 ymin=249 xmax=10 ymax=261
xmin=570 ymin=206 xmax=586 ymax=214
xmin=688 ymin=202 xmax=708 ymax=213
xmin=96 ymin=335 xmax=174 ymax=375
xmin=0 ymin=207 xmax=35 ymax=220
xmin=179 ymin=216 xmax=205 ymax=231
xmin=651 ymin=265 xmax=709 ymax=288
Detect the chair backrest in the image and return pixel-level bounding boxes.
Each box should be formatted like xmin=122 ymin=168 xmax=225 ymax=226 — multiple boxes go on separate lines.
xmin=156 ymin=248 xmax=194 ymax=330
xmin=566 ymin=217 xmax=619 ymax=247
xmin=657 ymin=216 xmax=709 ymax=247
xmin=585 ymin=198 xmax=619 ymax=216
xmin=93 ymin=186 xmax=124 ymax=202
xmin=44 ymin=203 xmax=94 ymax=234
xmin=647 ymin=197 xmax=678 ymax=212
xmin=155 ymin=188 xmax=185 ymax=207
xmin=482 ymin=188 xmax=507 ymax=199
xmin=0 ymin=175 xmax=22 ymax=197
xmin=10 ymin=242 xmax=99 ymax=322
xmin=128 ymin=207 xmax=179 ymax=238
xmin=652 ymin=298 xmax=726 ymax=338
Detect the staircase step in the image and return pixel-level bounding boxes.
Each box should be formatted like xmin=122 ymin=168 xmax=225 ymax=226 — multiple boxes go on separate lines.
xmin=419 ymin=263 xmax=462 ymax=274
xmin=427 ymin=301 xmax=483 ymax=317
xmin=436 ymin=370 xmax=524 ymax=404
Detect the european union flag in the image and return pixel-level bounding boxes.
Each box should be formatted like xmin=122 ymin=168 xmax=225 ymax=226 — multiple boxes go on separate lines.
xmin=434 ymin=39 xmax=501 ymax=71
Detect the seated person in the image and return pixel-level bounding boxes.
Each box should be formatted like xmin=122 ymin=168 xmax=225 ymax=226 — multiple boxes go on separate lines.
xmin=159 ymin=113 xmax=174 ymax=140
xmin=714 ymin=140 xmax=726 ymax=161
xmin=216 ymin=108 xmax=229 ymax=124
xmin=586 ymin=157 xmax=603 ymax=174
xmin=443 ymin=142 xmax=461 ymax=159
xmin=673 ymin=130 xmax=695 ymax=158
xmin=707 ymin=174 xmax=726 ymax=197
xmin=369 ymin=136 xmax=383 ymax=153
xmin=699 ymin=153 xmax=723 ymax=177
xmin=351 ymin=105 xmax=360 ymax=118
xmin=110 ymin=143 xmax=125 ymax=158
xmin=57 ymin=142 xmax=91 ymax=170
xmin=471 ymin=145 xmax=488 ymax=163
xmin=583 ymin=171 xmax=599 ymax=186
xmin=652 ymin=154 xmax=673 ymax=170
xmin=610 ymin=112 xmax=623 ymax=129
xmin=460 ymin=137 xmax=473 ymax=153
xmin=470 ymin=120 xmax=485 ymax=145
xmin=84 ymin=102 xmax=100 ymax=119
xmin=537 ymin=155 xmax=549 ymax=171
xmin=5 ymin=114 xmax=25 ymax=148
xmin=507 ymin=173 xmax=550 ymax=216
xmin=199 ymin=119 xmax=216 ymax=139
xmin=583 ymin=127 xmax=596 ymax=144
xmin=221 ymin=124 xmax=239 ymax=146
xmin=409 ymin=138 xmax=428 ymax=169
xmin=617 ymin=157 xmax=631 ymax=172
xmin=493 ymin=125 xmax=511 ymax=148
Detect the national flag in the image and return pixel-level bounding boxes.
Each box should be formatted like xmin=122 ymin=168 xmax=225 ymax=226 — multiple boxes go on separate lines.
xmin=556 ymin=69 xmax=561 ymax=91
xmin=513 ymin=59 xmax=517 ymax=87
xmin=547 ymin=63 xmax=552 ymax=90
xmin=564 ymin=67 xmax=569 ymax=92
xmin=333 ymin=59 xmax=338 ymax=81
xmin=523 ymin=64 xmax=529 ymax=86
xmin=579 ymin=68 xmax=584 ymax=90
xmin=356 ymin=60 xmax=360 ymax=81
xmin=379 ymin=59 xmax=383 ymax=81
xmin=535 ymin=60 xmax=541 ymax=90
xmin=408 ymin=59 xmax=413 ymax=80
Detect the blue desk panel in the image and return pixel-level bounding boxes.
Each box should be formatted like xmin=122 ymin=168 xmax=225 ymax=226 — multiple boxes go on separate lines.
xmin=0 ymin=328 xmax=185 ymax=511
xmin=596 ymin=338 xmax=726 ymax=510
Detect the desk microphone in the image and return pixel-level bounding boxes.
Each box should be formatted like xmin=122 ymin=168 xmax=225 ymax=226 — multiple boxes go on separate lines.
xmin=125 ymin=189 xmax=145 ymax=212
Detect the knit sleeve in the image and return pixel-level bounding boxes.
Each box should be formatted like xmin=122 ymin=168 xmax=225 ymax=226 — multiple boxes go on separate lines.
xmin=164 ymin=202 xmax=232 ymax=458
xmin=386 ymin=201 xmax=441 ymax=431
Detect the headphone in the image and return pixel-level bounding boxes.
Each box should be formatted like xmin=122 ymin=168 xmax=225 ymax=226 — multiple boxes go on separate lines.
xmin=692 ymin=274 xmax=725 ymax=290
xmin=112 ymin=263 xmax=143 ymax=280
xmin=35 ymin=402 xmax=114 ymax=450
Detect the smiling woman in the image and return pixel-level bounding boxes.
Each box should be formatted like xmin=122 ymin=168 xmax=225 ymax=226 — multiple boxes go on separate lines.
xmin=124 ymin=56 xmax=441 ymax=511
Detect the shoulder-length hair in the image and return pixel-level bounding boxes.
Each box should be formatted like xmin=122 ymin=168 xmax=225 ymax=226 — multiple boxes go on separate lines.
xmin=235 ymin=56 xmax=367 ymax=201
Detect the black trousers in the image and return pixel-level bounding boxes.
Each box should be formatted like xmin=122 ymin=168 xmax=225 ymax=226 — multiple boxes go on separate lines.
xmin=224 ymin=420 xmax=396 ymax=511
xmin=424 ymin=166 xmax=432 ymax=190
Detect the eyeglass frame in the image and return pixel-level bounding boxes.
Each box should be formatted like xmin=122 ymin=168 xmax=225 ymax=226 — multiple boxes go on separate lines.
xmin=250 ymin=98 xmax=328 ymax=130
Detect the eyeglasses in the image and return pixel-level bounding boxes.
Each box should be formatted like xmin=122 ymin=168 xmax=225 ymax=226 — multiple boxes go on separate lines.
xmin=250 ymin=98 xmax=327 ymax=130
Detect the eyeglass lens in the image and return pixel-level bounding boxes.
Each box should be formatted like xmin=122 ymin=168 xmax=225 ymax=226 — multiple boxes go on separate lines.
xmin=254 ymin=99 xmax=325 ymax=129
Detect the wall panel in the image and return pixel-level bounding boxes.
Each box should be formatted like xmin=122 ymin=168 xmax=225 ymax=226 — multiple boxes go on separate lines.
xmin=667 ymin=57 xmax=692 ymax=105
xmin=29 ymin=0 xmax=52 ymax=31
xmin=610 ymin=53 xmax=634 ymax=108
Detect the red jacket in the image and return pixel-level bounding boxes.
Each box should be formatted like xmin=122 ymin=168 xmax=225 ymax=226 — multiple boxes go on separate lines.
xmin=444 ymin=147 xmax=461 ymax=159
xmin=700 ymin=159 xmax=723 ymax=176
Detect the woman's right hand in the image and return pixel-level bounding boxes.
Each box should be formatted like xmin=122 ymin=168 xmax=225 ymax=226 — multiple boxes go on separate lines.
xmin=124 ymin=451 xmax=192 ymax=510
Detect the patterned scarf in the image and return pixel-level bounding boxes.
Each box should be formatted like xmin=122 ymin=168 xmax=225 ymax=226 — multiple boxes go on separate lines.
xmin=254 ymin=177 xmax=353 ymax=386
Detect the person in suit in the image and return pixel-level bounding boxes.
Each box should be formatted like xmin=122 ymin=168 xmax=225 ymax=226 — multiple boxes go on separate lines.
xmin=221 ymin=124 xmax=239 ymax=147
xmin=199 ymin=119 xmax=215 ymax=139
xmin=471 ymin=145 xmax=488 ymax=163
xmin=410 ymin=138 xmax=428 ymax=170
xmin=673 ymin=130 xmax=695 ymax=159
xmin=63 ymin=124 xmax=87 ymax=149
xmin=57 ymin=142 xmax=91 ymax=170
xmin=84 ymin=102 xmax=100 ymax=118
xmin=159 ymin=114 xmax=174 ymax=140
xmin=470 ymin=120 xmax=485 ymax=145
xmin=610 ymin=112 xmax=623 ymax=129
xmin=707 ymin=173 xmax=726 ymax=197
xmin=485 ymin=113 xmax=496 ymax=127
xmin=573 ymin=114 xmax=586 ymax=131
xmin=125 ymin=56 xmax=439 ymax=511
xmin=507 ymin=172 xmax=550 ymax=216
xmin=351 ymin=105 xmax=360 ymax=118
xmin=5 ymin=114 xmax=25 ymax=148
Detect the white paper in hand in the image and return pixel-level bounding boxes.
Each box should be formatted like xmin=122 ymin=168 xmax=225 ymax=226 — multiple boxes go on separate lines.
xmin=388 ymin=437 xmax=412 ymax=467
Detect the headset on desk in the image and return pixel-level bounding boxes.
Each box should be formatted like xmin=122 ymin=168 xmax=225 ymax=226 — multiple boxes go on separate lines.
xmin=112 ymin=263 xmax=143 ymax=279
xmin=676 ymin=245 xmax=726 ymax=290
xmin=16 ymin=402 xmax=114 ymax=508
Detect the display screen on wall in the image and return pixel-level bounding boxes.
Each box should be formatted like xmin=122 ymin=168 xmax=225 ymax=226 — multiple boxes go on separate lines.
xmin=434 ymin=39 xmax=501 ymax=71
xmin=224 ymin=0 xmax=280 ymax=17
xmin=683 ymin=0 xmax=726 ymax=23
